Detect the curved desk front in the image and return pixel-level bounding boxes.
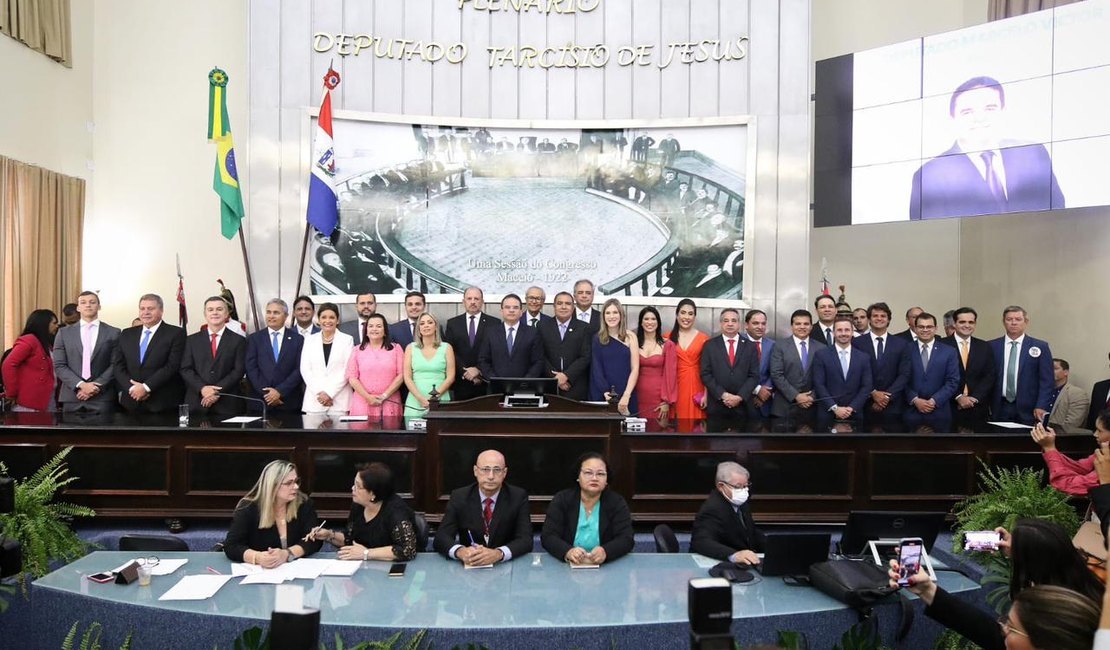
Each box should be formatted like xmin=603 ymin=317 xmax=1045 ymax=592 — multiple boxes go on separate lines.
xmin=31 ymin=551 xmax=978 ymax=649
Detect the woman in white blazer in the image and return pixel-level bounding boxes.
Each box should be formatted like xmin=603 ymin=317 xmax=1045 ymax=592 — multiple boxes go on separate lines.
xmin=300 ymin=302 xmax=354 ymax=414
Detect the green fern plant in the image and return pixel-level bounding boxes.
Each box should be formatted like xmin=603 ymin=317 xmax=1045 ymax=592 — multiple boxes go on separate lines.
xmin=933 ymin=628 xmax=983 ymax=649
xmin=61 ymin=621 xmax=133 ymax=650
xmin=0 ymin=446 xmax=96 ymax=591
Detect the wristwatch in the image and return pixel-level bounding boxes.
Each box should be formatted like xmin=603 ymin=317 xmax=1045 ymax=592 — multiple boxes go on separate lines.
xmin=362 ymin=549 xmax=369 ymax=561
xmin=286 ymin=550 xmax=297 ymax=563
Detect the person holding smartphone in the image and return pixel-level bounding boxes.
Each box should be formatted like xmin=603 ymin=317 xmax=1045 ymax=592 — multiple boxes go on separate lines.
xmin=308 ymin=462 xmax=417 ymax=562
xmin=223 ymin=460 xmax=321 ymax=567
xmin=1031 ymin=408 xmax=1110 ymax=496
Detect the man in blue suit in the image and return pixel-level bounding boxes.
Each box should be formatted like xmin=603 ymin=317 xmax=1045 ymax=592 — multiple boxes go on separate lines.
xmin=991 ymin=306 xmax=1054 ymax=425
xmin=903 ymin=313 xmax=961 ymax=429
xmin=245 ymin=299 xmax=305 ymax=413
xmin=741 ymin=309 xmax=775 ymax=417
xmin=389 ymin=291 xmax=427 ymax=350
xmin=813 ymin=317 xmax=873 ymax=424
xmin=852 ymin=302 xmax=911 ymax=429
xmin=478 ymin=294 xmax=543 ymax=382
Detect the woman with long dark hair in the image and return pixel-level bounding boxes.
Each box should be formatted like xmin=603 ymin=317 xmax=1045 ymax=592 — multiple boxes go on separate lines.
xmin=635 ymin=306 xmax=677 ymax=421
xmin=2 ymin=309 xmax=59 ymax=412
xmin=666 ymin=299 xmax=709 ymax=422
xmin=346 ymin=313 xmax=404 ymax=419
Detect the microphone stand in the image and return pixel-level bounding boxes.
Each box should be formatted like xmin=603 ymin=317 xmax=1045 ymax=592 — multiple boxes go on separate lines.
xmin=211 ymin=392 xmax=268 ymax=425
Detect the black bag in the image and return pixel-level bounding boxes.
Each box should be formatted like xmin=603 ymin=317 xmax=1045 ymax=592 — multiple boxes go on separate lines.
xmin=808 ymin=558 xmax=896 ymax=608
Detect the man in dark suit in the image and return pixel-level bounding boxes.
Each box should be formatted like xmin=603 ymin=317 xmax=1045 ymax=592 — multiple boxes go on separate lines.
xmin=809 ymin=295 xmax=838 ymax=347
xmin=112 ymin=293 xmax=186 ymax=413
xmin=690 ymin=461 xmax=764 ymax=563
xmin=700 ymin=308 xmax=760 ymax=426
xmin=904 ymin=313 xmax=961 ymax=429
xmin=991 ymin=306 xmax=1054 ymax=426
xmin=291 ymin=295 xmax=320 ymax=337
xmin=245 ymin=298 xmax=304 ymax=413
xmin=389 ymin=291 xmax=426 ymax=350
xmin=893 ymin=306 xmax=923 ymax=343
xmin=522 ymin=286 xmax=552 ymax=329
xmin=741 ymin=309 xmax=775 ymax=417
xmin=443 ymin=287 xmax=500 ymax=401
xmin=180 ymin=296 xmax=247 ymax=417
xmin=910 ymin=77 xmax=1064 ymax=220
xmin=658 ymin=133 xmax=680 ymax=168
xmin=813 ymin=317 xmax=873 ymax=424
xmin=538 ymin=291 xmax=592 ymax=400
xmin=769 ymin=310 xmax=817 ymax=425
xmin=853 ymin=302 xmax=912 ymax=428
xmin=938 ymin=307 xmax=995 ymax=428
xmin=478 ymin=294 xmax=543 ymax=381
xmin=433 ymin=449 xmax=532 ymax=565
xmin=572 ymin=279 xmax=601 ymax=333
xmin=1089 ymin=355 xmax=1110 ymax=431
xmin=53 ymin=291 xmax=121 ymax=413
xmin=338 ymin=292 xmax=376 ymax=342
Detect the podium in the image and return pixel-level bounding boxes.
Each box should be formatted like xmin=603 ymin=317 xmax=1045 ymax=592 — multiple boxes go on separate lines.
xmin=424 ymin=394 xmax=625 ymax=516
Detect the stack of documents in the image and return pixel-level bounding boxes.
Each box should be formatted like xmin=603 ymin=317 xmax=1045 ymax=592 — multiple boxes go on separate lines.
xmin=233 ymin=558 xmax=361 ymax=585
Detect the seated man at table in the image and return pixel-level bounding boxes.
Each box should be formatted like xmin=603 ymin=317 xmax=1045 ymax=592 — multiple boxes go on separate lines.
xmin=690 ymin=461 xmax=764 ymax=564
xmin=433 ymin=449 xmax=533 ymax=565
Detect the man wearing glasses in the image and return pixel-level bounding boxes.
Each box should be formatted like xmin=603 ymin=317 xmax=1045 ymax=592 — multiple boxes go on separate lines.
xmin=523 ymin=286 xmax=551 ymax=329
xmin=433 ymin=449 xmax=533 ymax=566
xmin=690 ymin=461 xmax=764 ymax=564
xmin=904 ymin=312 xmax=960 ymax=430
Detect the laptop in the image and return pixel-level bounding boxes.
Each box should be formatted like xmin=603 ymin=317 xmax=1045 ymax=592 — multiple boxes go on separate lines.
xmin=757 ymin=532 xmax=832 ymax=578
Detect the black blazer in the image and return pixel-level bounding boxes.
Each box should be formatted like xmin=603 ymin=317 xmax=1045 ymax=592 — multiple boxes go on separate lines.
xmin=537 ymin=317 xmax=592 ymax=400
xmin=442 ymin=312 xmax=501 ymax=401
xmin=180 ymin=330 xmax=247 ymax=416
xmin=433 ymin=483 xmax=532 ymax=560
xmin=924 ymin=586 xmax=1003 ymax=650
xmin=112 ymin=323 xmax=187 ymax=413
xmin=478 ymin=322 xmax=543 ymax=380
xmin=1088 ymin=379 xmax=1110 ymax=430
xmin=938 ymin=335 xmax=995 ymax=413
xmin=809 ymin=323 xmax=836 ymax=348
xmin=690 ymin=490 xmax=765 ymax=561
xmin=1091 ymin=483 xmax=1110 ymax=540
xmin=699 ymin=336 xmax=760 ymax=417
xmin=222 ymin=498 xmax=323 ymax=563
xmin=852 ymin=333 xmax=911 ymax=413
xmin=541 ymin=487 xmax=634 ymax=562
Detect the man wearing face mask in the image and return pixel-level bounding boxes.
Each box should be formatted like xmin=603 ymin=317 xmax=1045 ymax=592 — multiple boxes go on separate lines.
xmin=690 ymin=461 xmax=765 ymax=564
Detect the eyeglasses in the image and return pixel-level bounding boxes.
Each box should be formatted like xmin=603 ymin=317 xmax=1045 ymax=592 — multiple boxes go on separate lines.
xmin=281 ymin=478 xmax=300 ymax=487
xmin=719 ymin=481 xmax=750 ymax=491
xmin=997 ymin=615 xmax=1028 ymax=639
xmin=580 ymin=470 xmax=608 ymax=479
xmin=476 ymin=466 xmax=505 ymax=476
xmin=525 ymin=296 xmax=544 ymax=302
xmin=137 ymin=556 xmax=160 ymax=568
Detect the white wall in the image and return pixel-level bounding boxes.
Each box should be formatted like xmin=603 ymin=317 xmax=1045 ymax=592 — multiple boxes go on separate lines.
xmin=82 ymin=0 xmax=249 ymax=328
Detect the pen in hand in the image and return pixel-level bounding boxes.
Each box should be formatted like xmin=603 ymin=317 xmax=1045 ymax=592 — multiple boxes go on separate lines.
xmin=303 ymin=520 xmax=327 ymax=542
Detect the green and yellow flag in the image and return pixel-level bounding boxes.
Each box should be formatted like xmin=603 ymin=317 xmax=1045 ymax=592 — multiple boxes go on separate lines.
xmin=208 ymin=68 xmax=244 ymax=240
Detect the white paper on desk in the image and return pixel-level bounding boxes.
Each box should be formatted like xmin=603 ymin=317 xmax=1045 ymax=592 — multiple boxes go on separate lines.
xmin=239 ymin=571 xmax=289 ymax=585
xmin=320 ymin=560 xmax=361 ymax=576
xmin=282 ymin=558 xmax=332 ymax=580
xmin=463 ymin=563 xmax=493 ymax=570
xmin=158 ymin=575 xmax=232 ymax=601
xmin=569 ymin=563 xmax=600 ymax=569
xmin=988 ymin=421 xmax=1033 ymax=429
xmin=231 ymin=563 xmax=263 ymax=576
xmin=222 ymin=416 xmax=261 ymax=424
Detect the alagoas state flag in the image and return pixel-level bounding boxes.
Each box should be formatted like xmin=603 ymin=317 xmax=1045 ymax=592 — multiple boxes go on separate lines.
xmin=208 ymin=67 xmax=245 ymax=240
xmin=306 ymin=67 xmax=341 ymax=237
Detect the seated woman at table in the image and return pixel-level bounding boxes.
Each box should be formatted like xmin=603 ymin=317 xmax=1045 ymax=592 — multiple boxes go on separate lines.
xmin=346 ymin=314 xmax=405 ymax=419
xmin=541 ymin=452 xmax=634 ymax=566
xmin=309 ymin=462 xmax=418 ymax=561
xmin=588 ymin=299 xmax=640 ymax=416
xmin=1030 ymin=410 xmax=1110 ymax=496
xmin=890 ymin=518 xmax=1102 ymax=650
xmin=300 ymin=302 xmax=354 ymax=415
xmin=224 ymin=460 xmax=321 ymax=567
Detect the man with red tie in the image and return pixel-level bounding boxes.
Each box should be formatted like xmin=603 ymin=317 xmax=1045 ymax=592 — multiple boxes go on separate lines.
xmin=180 ymin=296 xmax=246 ymax=418
xmin=742 ymin=309 xmax=775 ymax=417
xmin=700 ymin=308 xmax=760 ymax=427
xmin=433 ymin=449 xmax=533 ymax=566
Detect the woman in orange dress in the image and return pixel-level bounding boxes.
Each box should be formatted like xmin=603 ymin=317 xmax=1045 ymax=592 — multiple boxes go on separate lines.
xmin=667 ymin=299 xmax=709 ymax=422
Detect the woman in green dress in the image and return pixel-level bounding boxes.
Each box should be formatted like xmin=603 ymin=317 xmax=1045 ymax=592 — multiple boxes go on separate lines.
xmin=403 ymin=311 xmax=455 ymax=417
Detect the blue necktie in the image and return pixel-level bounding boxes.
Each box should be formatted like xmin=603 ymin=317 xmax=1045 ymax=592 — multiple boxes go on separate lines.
xmin=139 ymin=329 xmax=151 ymax=364
xmin=876 ymin=336 xmax=885 ymax=360
xmin=839 ymin=349 xmax=849 ymax=379
xmin=271 ymin=331 xmax=280 ymax=362
xmin=800 ymin=340 xmax=808 ymax=371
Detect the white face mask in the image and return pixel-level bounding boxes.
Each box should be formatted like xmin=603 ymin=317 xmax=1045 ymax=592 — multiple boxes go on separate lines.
xmin=727 ymin=487 xmax=749 ymax=507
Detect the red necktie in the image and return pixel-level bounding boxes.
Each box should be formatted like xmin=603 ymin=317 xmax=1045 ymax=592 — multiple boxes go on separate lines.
xmin=727 ymin=338 xmax=735 ymax=366
xmin=483 ymin=497 xmax=493 ymax=536
xmin=756 ymin=340 xmax=762 ymax=362
xmin=210 ymin=333 xmax=218 ymax=358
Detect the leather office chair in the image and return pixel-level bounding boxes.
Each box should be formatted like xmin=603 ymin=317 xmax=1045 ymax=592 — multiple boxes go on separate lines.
xmin=119 ymin=534 xmax=189 ymax=552
xmin=653 ymin=524 xmax=680 ymax=553
xmin=413 ymin=513 xmax=429 ymax=552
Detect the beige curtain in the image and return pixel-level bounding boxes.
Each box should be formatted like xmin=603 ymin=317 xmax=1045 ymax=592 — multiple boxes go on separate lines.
xmin=0 ymin=156 xmax=84 ymax=350
xmin=989 ymin=0 xmax=1081 ymax=20
xmin=0 ymin=0 xmax=71 ymax=67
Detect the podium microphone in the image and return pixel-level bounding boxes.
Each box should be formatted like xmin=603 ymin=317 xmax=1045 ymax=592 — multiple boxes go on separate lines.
xmin=214 ymin=392 xmax=268 ymax=422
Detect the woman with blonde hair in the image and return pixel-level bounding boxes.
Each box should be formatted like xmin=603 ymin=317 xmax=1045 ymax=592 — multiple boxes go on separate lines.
xmin=588 ymin=298 xmax=640 ymax=416
xmin=223 ymin=460 xmax=321 ymax=567
xmin=403 ymin=311 xmax=455 ymax=417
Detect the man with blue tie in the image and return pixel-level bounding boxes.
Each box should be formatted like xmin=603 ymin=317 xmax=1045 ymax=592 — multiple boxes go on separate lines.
xmin=769 ymin=309 xmax=817 ymax=425
xmin=742 ymin=309 xmax=775 ymax=417
xmin=990 ymin=306 xmax=1054 ymax=425
xmin=245 ymin=299 xmax=305 ymax=413
xmin=852 ymin=302 xmax=911 ymax=429
xmin=112 ymin=293 xmax=186 ymax=414
xmin=813 ymin=316 xmax=873 ymax=424
xmin=478 ymin=294 xmax=543 ymax=381
xmin=904 ymin=313 xmax=961 ymax=429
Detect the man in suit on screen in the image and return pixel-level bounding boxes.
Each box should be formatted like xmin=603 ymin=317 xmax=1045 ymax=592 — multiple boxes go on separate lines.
xmin=112 ymin=293 xmax=186 ymax=413
xmin=53 ymin=291 xmax=120 ymax=413
xmin=245 ymin=298 xmax=304 ymax=413
xmin=180 ymin=296 xmax=247 ymax=417
xmin=909 ymin=75 xmax=1064 ymax=220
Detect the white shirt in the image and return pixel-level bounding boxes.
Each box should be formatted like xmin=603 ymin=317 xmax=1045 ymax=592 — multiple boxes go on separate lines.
xmin=207 ymin=326 xmax=226 ymax=351
xmin=503 ymin=322 xmax=520 ymax=340
xmin=576 ymin=308 xmax=592 ymax=323
xmin=295 ymin=323 xmax=315 ymax=337
xmin=1001 ymin=334 xmax=1026 ymax=392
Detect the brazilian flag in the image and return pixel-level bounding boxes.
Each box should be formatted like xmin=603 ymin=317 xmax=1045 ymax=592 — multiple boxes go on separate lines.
xmin=208 ymin=68 xmax=245 ymax=240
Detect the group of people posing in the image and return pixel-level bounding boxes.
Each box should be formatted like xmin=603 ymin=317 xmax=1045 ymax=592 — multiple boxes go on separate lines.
xmin=0 ymin=281 xmax=1080 ymax=434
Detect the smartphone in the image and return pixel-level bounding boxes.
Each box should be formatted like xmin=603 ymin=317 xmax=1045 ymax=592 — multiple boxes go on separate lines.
xmin=388 ymin=563 xmax=407 ymax=577
xmin=964 ymin=530 xmax=1001 ymax=551
xmin=1041 ymin=412 xmax=1051 ymax=430
xmin=87 ymin=572 xmax=115 ymax=584
xmin=897 ymin=538 xmax=924 ymax=587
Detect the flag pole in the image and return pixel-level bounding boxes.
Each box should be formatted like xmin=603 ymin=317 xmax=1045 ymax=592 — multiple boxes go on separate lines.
xmin=237 ymin=227 xmax=261 ymax=331
xmin=293 ymin=224 xmax=312 ymax=299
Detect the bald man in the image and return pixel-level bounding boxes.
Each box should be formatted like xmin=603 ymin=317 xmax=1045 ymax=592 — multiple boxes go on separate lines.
xmin=433 ymin=449 xmax=533 ymax=565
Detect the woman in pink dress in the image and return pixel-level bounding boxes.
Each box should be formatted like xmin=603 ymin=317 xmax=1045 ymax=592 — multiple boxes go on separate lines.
xmin=346 ymin=313 xmax=405 ymax=418
xmin=666 ymin=299 xmax=709 ymax=422
xmin=635 ymin=306 xmax=677 ymax=423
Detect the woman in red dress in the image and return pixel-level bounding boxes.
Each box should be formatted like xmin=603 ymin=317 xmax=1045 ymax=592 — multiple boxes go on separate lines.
xmin=635 ymin=306 xmax=676 ymax=424
xmin=666 ymin=299 xmax=709 ymax=423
